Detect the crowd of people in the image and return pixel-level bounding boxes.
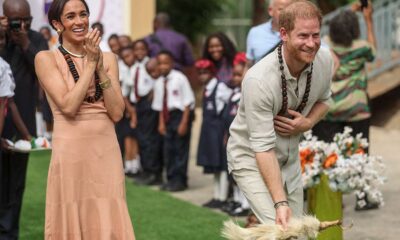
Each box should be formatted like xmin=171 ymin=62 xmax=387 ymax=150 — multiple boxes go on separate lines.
xmin=0 ymin=0 xmax=379 ymax=238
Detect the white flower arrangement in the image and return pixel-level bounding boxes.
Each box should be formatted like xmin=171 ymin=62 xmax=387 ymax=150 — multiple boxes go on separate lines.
xmin=299 ymin=131 xmax=325 ymax=188
xmin=299 ymin=127 xmax=386 ymax=206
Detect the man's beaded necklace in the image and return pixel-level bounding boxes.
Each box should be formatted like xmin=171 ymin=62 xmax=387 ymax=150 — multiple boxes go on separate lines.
xmin=277 ymin=43 xmax=313 ymax=117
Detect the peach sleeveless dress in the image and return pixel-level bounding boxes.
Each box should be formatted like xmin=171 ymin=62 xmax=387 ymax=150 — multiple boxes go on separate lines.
xmin=44 ymin=49 xmax=135 ymax=239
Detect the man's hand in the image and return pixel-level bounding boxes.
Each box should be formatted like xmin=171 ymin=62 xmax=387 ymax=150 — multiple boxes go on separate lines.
xmin=274 ymin=109 xmax=312 ymax=136
xmin=362 ymin=0 xmax=373 ymax=20
xmin=0 ymin=16 xmax=8 ymax=31
xmin=0 ymin=138 xmax=11 ymax=151
xmin=9 ymin=21 xmax=30 ymax=50
xmin=275 ymin=205 xmax=292 ymax=231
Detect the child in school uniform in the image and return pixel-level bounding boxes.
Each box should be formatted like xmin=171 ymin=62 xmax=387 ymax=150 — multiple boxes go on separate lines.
xmin=120 ymin=43 xmax=145 ymax=176
xmin=222 ymin=52 xmax=250 ymax=216
xmin=195 ymin=59 xmax=232 ymax=209
xmin=134 ymin=57 xmax=164 ymax=186
xmin=125 ymin=39 xmax=157 ymax=181
xmin=152 ymin=50 xmax=195 ymax=192
xmin=114 ymin=37 xmax=128 ymax=158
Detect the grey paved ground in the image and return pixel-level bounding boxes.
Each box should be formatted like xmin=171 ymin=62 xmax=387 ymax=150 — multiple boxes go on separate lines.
xmin=168 ymin=108 xmax=400 ymax=240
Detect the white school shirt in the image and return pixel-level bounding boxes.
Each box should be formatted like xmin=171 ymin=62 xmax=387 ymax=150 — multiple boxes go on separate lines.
xmin=230 ymin=87 xmax=241 ymax=103
xmin=150 ymin=77 xmax=163 ymax=111
xmin=204 ymin=78 xmax=232 ymax=115
xmin=0 ymin=57 xmax=15 ymax=98
xmin=100 ymin=39 xmax=111 ymax=52
xmin=121 ymin=57 xmax=153 ymax=103
xmin=152 ymin=69 xmax=195 ymax=111
xmin=118 ymin=58 xmax=127 ymax=83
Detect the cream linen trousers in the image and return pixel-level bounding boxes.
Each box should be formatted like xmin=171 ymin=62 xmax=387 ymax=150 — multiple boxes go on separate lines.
xmin=231 ymin=168 xmax=304 ymax=223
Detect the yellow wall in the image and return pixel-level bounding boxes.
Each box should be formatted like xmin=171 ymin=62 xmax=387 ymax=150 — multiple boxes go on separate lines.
xmin=124 ymin=0 xmax=156 ymax=40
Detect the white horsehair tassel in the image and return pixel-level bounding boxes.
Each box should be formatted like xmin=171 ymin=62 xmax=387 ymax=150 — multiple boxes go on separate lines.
xmin=221 ymin=215 xmax=351 ymax=240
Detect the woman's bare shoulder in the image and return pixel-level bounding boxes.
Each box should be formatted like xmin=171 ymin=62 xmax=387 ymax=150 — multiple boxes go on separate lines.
xmin=35 ymin=50 xmax=56 ymax=64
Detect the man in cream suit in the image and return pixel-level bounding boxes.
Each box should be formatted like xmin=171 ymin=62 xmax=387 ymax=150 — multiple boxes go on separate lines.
xmin=227 ymin=0 xmax=333 ymax=230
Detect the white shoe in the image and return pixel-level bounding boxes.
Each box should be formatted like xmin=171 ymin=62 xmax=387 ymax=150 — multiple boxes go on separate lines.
xmin=130 ymin=159 xmax=141 ymax=174
xmin=124 ymin=160 xmax=132 ymax=174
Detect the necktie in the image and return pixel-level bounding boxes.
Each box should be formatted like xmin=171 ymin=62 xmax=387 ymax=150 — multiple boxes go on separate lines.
xmin=162 ymin=77 xmax=169 ymax=123
xmin=133 ymin=66 xmax=140 ymax=101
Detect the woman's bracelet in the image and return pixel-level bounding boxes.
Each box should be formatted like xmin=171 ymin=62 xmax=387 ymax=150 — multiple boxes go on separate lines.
xmin=274 ymin=200 xmax=289 ymax=209
xmin=99 ymin=79 xmax=111 ymax=90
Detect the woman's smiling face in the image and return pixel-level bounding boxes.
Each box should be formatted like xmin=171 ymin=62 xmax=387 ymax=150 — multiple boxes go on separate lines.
xmin=57 ymin=0 xmax=90 ymax=43
xmin=207 ymin=37 xmax=224 ymax=62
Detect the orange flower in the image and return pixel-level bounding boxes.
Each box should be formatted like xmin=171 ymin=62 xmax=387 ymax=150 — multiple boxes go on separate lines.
xmin=323 ymin=153 xmax=338 ymax=169
xmin=300 ymin=148 xmax=315 ymax=173
xmin=355 ymin=148 xmax=365 ymax=154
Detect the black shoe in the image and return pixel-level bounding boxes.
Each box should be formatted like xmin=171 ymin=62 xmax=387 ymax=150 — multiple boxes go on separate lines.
xmin=221 ymin=201 xmax=241 ymax=213
xmin=134 ymin=171 xmax=151 ymax=180
xmin=160 ymin=183 xmax=170 ymax=191
xmin=355 ymin=202 xmax=379 ymax=211
xmin=229 ymin=207 xmax=250 ymax=217
xmin=126 ymin=171 xmax=142 ymax=178
xmin=355 ymin=194 xmax=379 ymax=211
xmin=202 ymin=199 xmax=223 ymax=209
xmin=165 ymin=182 xmax=187 ymax=192
xmin=136 ymin=174 xmax=163 ymax=186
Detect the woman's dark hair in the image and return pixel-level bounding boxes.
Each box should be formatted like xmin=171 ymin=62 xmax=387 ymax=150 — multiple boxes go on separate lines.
xmin=132 ymin=39 xmax=149 ymax=51
xmin=47 ymin=0 xmax=90 ymax=43
xmin=202 ymin=32 xmax=237 ymax=65
xmin=329 ymin=10 xmax=360 ymax=47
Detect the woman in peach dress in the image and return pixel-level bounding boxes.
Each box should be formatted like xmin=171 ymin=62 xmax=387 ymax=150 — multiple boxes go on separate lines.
xmin=34 ymin=0 xmax=135 ymax=239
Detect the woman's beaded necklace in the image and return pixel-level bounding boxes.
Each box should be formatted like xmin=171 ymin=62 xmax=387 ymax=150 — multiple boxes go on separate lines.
xmin=58 ymin=45 xmax=102 ymax=103
xmin=277 ymin=43 xmax=313 ymax=117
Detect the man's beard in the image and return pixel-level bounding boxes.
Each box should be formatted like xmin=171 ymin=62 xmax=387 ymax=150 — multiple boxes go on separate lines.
xmin=286 ymin=42 xmax=320 ymax=65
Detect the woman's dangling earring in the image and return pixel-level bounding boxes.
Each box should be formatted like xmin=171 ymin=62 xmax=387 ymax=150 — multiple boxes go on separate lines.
xmin=56 ymin=29 xmax=62 ymax=35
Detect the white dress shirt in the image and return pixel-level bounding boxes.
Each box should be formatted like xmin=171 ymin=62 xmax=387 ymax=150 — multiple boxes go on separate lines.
xmin=152 ymin=69 xmax=195 ymax=111
xmin=204 ymin=77 xmax=232 ymax=115
xmin=121 ymin=57 xmax=153 ymax=103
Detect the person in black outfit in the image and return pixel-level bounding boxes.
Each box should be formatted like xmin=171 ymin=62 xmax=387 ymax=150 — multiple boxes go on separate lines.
xmin=0 ymin=0 xmax=48 ymax=239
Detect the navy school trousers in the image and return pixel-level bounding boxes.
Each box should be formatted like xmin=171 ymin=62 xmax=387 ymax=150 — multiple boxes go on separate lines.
xmin=164 ymin=110 xmax=194 ymax=185
xmin=136 ymin=96 xmax=163 ymax=175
